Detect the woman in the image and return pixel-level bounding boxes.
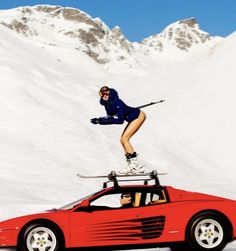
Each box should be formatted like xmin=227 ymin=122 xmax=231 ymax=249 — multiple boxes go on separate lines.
xmin=91 ymin=86 xmax=146 ymax=174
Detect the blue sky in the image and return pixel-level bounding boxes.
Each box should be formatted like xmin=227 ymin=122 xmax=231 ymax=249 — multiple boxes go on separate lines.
xmin=0 ymin=0 xmax=235 ymax=41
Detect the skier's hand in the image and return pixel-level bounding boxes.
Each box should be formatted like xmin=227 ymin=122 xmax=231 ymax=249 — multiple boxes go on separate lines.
xmin=98 ymin=117 xmax=113 ymax=125
xmin=98 ymin=117 xmax=107 ymax=124
xmin=91 ymin=118 xmax=99 ymax=124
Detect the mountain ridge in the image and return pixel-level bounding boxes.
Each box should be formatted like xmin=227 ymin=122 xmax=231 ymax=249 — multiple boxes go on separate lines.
xmin=0 ymin=5 xmax=222 ymax=66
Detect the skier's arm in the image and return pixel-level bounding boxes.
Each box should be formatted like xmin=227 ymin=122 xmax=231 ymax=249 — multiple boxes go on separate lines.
xmin=102 ymin=101 xmax=125 ymax=124
xmin=96 ymin=116 xmax=123 ymax=125
xmin=90 ymin=115 xmax=122 ymax=125
xmin=92 ymin=102 xmax=125 ymax=125
xmin=111 ymin=103 xmax=125 ymax=124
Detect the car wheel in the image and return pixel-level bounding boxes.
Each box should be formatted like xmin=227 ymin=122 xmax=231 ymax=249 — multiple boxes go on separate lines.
xmin=187 ymin=212 xmax=229 ymax=251
xmin=19 ymin=223 xmax=63 ymax=251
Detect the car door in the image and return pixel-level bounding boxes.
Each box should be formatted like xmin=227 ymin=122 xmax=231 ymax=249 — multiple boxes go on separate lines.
xmin=69 ymin=191 xmax=144 ymax=248
xmin=137 ymin=188 xmax=168 ymax=243
xmin=137 ymin=187 xmax=186 ymax=244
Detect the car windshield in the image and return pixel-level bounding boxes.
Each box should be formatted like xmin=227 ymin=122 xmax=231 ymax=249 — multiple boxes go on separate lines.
xmin=58 ymin=191 xmax=102 ymax=210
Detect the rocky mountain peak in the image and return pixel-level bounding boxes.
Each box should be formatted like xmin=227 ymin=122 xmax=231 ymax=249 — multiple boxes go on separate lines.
xmin=111 ymin=26 xmax=122 ymax=36
xmin=0 ymin=6 xmax=219 ymax=66
xmin=179 ymin=17 xmax=197 ymax=28
xmin=142 ymin=18 xmax=212 ymax=52
xmin=0 ymin=5 xmax=133 ymax=64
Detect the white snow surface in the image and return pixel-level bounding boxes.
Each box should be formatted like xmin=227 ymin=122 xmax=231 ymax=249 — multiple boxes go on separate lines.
xmin=0 ymin=7 xmax=236 ymax=251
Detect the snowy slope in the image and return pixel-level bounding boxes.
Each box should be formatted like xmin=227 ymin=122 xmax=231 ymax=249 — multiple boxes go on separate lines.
xmin=0 ymin=23 xmax=110 ymax=216
xmin=0 ymin=5 xmax=236 ymax=251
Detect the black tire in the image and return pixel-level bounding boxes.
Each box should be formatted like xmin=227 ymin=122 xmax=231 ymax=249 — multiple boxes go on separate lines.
xmin=19 ymin=222 xmax=64 ymax=251
xmin=170 ymin=242 xmax=193 ymax=251
xmin=186 ymin=212 xmax=229 ymax=251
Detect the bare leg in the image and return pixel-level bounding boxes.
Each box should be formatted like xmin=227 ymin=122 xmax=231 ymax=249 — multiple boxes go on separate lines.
xmin=120 ymin=111 xmax=146 ymax=154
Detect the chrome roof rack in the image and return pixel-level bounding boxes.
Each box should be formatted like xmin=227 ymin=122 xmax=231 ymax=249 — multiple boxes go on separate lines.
xmin=77 ymin=170 xmax=167 ymax=188
xmin=103 ymin=170 xmax=167 ymax=188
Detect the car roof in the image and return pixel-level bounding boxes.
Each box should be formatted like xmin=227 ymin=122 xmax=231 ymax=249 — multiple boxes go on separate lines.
xmin=102 ymin=184 xmax=166 ymax=191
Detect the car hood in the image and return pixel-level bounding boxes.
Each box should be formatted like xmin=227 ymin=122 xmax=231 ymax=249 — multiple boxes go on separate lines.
xmin=0 ymin=210 xmax=67 ymax=230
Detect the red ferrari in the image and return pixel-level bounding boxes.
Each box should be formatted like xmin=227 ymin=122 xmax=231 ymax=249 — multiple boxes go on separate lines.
xmin=1 ymin=171 xmax=236 ymax=251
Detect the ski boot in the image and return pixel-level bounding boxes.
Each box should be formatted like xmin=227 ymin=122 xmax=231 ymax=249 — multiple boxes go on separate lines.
xmin=119 ymin=152 xmax=145 ymax=175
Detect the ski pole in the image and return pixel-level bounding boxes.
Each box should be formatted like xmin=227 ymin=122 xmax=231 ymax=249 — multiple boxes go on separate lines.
xmin=104 ymin=100 xmax=165 ymax=119
xmin=136 ymin=100 xmax=165 ymax=109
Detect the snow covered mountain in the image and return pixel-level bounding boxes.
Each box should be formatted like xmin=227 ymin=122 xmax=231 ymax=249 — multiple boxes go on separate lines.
xmin=0 ymin=5 xmax=221 ymax=66
xmin=0 ymin=5 xmax=134 ymax=65
xmin=142 ymin=18 xmax=219 ymax=52
xmin=0 ymin=5 xmax=236 ymax=250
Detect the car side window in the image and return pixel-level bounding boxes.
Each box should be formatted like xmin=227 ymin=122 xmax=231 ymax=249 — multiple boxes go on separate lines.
xmin=145 ymin=189 xmax=167 ymax=206
xmin=90 ymin=193 xmax=121 ymax=208
xmin=90 ymin=192 xmax=143 ymax=210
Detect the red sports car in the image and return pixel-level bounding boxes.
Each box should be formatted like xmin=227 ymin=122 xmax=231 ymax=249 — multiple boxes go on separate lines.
xmin=1 ymin=172 xmax=236 ymax=251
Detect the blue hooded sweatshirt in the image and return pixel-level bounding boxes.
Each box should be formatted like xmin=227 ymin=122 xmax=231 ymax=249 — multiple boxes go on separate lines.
xmin=99 ymin=89 xmax=140 ymax=124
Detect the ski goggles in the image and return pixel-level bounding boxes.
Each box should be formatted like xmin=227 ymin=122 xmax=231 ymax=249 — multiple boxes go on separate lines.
xmin=99 ymin=91 xmax=109 ymax=97
xmin=99 ymin=86 xmax=110 ymax=97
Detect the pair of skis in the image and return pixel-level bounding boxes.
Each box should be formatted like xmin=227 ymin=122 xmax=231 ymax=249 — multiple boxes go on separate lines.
xmin=77 ymin=170 xmax=167 ymax=187
xmin=77 ymin=170 xmax=167 ymax=179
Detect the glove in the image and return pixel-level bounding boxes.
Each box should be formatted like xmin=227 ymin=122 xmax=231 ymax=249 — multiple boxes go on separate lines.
xmin=98 ymin=117 xmax=113 ymax=125
xmin=91 ymin=118 xmax=99 ymax=124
